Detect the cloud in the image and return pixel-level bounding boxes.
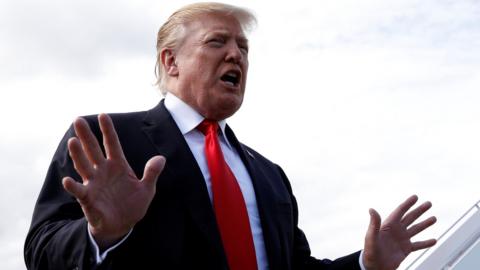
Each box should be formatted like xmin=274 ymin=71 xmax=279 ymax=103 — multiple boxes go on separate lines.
xmin=2 ymin=0 xmax=480 ymax=269
xmin=0 ymin=0 xmax=160 ymax=81
xmin=233 ymin=0 xmax=480 ymax=264
xmin=0 ymin=139 xmax=51 ymax=270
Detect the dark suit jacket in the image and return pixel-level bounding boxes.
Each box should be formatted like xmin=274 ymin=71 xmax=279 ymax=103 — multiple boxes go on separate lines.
xmin=24 ymin=100 xmax=361 ymax=270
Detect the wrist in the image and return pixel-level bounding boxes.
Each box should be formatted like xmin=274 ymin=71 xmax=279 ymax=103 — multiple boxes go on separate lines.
xmin=89 ymin=224 xmax=131 ymax=251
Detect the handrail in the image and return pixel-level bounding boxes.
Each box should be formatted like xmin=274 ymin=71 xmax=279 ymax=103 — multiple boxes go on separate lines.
xmin=406 ymin=199 xmax=480 ymax=269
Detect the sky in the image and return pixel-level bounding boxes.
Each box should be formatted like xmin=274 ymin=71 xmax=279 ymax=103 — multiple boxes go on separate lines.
xmin=1 ymin=0 xmax=480 ymax=269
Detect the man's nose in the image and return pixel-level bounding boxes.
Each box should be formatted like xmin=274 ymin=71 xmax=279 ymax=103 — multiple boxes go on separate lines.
xmin=224 ymin=42 xmax=243 ymax=64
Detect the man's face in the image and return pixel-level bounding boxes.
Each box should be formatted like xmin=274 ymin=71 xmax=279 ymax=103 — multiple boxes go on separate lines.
xmin=171 ymin=13 xmax=249 ymax=120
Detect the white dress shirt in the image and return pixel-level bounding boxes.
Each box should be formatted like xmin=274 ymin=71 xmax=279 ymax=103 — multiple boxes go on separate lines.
xmin=89 ymin=93 xmax=365 ymax=270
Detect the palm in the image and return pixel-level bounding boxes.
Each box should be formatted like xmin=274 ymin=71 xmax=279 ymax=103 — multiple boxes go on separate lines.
xmin=363 ymin=196 xmax=437 ymax=270
xmin=62 ymin=114 xmax=165 ymax=248
xmin=80 ymin=159 xmax=153 ymax=237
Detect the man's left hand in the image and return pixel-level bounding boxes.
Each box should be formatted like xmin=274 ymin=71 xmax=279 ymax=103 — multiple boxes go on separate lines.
xmin=363 ymin=195 xmax=437 ymax=270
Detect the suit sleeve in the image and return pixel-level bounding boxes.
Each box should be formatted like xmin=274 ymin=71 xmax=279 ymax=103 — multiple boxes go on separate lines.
xmin=276 ymin=165 xmax=362 ymax=270
xmin=24 ymin=124 xmax=98 ymax=270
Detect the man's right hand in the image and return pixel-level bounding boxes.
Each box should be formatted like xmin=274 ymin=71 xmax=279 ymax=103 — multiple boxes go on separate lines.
xmin=62 ymin=113 xmax=165 ymax=250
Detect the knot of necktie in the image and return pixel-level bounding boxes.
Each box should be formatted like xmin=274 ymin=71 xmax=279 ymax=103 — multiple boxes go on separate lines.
xmin=197 ymin=119 xmax=218 ymax=136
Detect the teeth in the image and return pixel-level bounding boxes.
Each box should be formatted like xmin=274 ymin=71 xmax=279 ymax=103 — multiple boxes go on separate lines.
xmin=226 ymin=72 xmax=238 ymax=78
xmin=221 ymin=70 xmax=240 ymax=87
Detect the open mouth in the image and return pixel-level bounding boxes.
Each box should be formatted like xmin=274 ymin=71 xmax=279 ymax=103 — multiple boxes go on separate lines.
xmin=220 ymin=70 xmax=241 ymax=87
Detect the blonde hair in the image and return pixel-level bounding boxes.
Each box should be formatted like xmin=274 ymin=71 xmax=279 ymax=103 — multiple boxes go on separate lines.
xmin=154 ymin=2 xmax=256 ymax=94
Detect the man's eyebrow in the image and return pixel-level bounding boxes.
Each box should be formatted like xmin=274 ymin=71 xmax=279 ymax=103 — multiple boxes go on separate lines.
xmin=204 ymin=30 xmax=249 ymax=42
xmin=237 ymin=36 xmax=249 ymax=45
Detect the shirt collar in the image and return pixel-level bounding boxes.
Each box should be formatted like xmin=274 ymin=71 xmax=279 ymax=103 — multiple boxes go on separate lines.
xmin=164 ymin=92 xmax=233 ymax=149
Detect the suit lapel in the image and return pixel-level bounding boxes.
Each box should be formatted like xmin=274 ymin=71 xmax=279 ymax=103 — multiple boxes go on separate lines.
xmin=141 ymin=100 xmax=227 ymax=264
xmin=225 ymin=126 xmax=285 ymax=270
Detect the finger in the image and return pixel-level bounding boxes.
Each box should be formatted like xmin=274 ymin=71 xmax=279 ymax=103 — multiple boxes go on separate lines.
xmin=402 ymin=201 xmax=432 ymax=226
xmin=365 ymin=208 xmax=381 ymax=243
xmin=98 ymin=113 xmax=125 ymax=160
xmin=62 ymin=177 xmax=87 ymax=201
xmin=74 ymin=117 xmax=105 ymax=165
xmin=388 ymin=195 xmax=419 ymax=222
xmin=68 ymin=137 xmax=94 ymax=180
xmin=141 ymin=156 xmax=166 ymax=190
xmin=411 ymin=239 xmax=437 ymax=252
xmin=408 ymin=216 xmax=437 ymax=237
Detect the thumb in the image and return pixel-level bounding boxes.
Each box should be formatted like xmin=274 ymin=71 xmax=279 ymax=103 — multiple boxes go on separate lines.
xmin=363 ymin=209 xmax=382 ymax=270
xmin=141 ymin=155 xmax=166 ymax=190
xmin=365 ymin=208 xmax=381 ymax=245
xmin=62 ymin=177 xmax=87 ymax=201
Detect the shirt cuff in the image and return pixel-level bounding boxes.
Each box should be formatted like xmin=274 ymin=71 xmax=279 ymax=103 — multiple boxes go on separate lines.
xmin=87 ymin=226 xmax=133 ymax=264
xmin=359 ymin=249 xmax=367 ymax=270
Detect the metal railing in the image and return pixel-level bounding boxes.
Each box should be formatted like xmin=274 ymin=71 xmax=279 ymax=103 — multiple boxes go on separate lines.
xmin=406 ymin=200 xmax=480 ymax=269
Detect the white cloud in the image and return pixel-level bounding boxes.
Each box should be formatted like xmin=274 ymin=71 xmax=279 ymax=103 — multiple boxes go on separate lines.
xmin=1 ymin=0 xmax=480 ymax=269
xmin=0 ymin=0 xmax=162 ymax=81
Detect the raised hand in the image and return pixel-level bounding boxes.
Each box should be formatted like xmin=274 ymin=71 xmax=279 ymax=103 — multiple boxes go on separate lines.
xmin=62 ymin=114 xmax=166 ymax=250
xmin=363 ymin=195 xmax=437 ymax=270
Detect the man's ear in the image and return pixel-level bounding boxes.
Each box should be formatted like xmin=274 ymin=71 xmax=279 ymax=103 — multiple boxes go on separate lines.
xmin=161 ymin=48 xmax=179 ymax=76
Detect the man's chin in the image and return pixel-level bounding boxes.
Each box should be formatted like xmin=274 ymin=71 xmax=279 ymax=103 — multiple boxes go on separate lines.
xmin=203 ymin=98 xmax=243 ymax=120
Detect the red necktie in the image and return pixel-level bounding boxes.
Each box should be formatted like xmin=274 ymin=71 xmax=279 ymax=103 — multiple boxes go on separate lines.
xmin=197 ymin=120 xmax=258 ymax=270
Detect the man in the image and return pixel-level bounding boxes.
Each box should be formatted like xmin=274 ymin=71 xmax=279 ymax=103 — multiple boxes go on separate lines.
xmin=24 ymin=2 xmax=437 ymax=270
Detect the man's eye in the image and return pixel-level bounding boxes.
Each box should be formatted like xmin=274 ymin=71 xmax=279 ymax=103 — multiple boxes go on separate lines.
xmin=208 ymin=38 xmax=224 ymax=45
